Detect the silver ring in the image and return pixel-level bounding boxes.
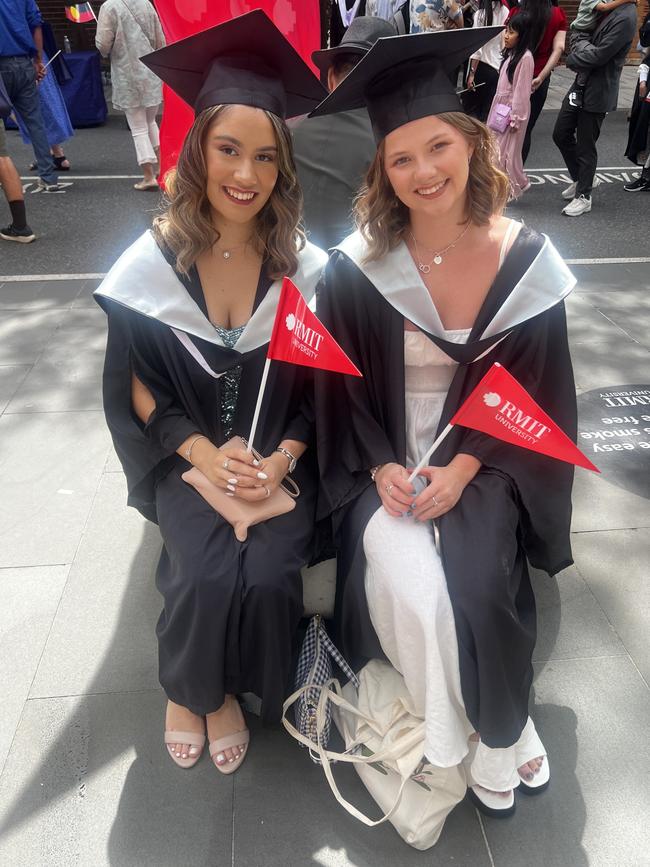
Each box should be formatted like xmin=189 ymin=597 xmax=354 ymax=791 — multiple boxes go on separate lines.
xmin=222 ymin=458 xmax=230 ymax=470
xmin=385 ymin=483 xmax=393 ymax=496
xmin=264 ymin=485 xmax=271 ymax=498
xmin=432 ymin=495 xmax=439 ymax=506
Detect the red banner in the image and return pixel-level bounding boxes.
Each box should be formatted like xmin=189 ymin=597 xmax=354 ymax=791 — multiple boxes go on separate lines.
xmin=268 ymin=278 xmax=362 ymax=376
xmin=153 ymin=1 xmax=321 ymax=180
xmin=450 ymin=363 xmax=599 ymax=472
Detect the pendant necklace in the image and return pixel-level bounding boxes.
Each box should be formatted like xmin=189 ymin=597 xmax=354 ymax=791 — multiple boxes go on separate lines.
xmin=409 ymin=221 xmax=471 ymax=273
xmin=215 ymin=238 xmax=251 ymax=261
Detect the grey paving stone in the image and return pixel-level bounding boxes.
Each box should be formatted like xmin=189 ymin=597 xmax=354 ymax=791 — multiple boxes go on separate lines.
xmin=0 ymin=365 xmax=30 ymax=414
xmin=0 ymin=411 xmax=111 ymax=567
xmin=531 ymin=564 xmax=625 ymax=664
xmin=584 ymin=288 xmax=650 ymax=350
xmin=566 ymin=294 xmax=630 ymax=348
xmin=570 ymin=337 xmax=650 ymax=396
xmin=104 ymin=445 xmax=123 ymax=473
xmin=71 ymin=280 xmax=103 ymax=309
xmin=31 ymin=473 xmax=162 ymax=699
xmin=5 ymin=309 xmax=107 ymax=413
xmin=0 ymin=309 xmax=66 ymax=365
xmin=0 ymin=565 xmax=69 ymax=770
xmin=232 ymin=718 xmax=491 ymax=867
xmin=572 ymin=263 xmax=650 ymax=294
xmin=0 ymin=280 xmax=83 ymax=311
xmin=571 ymin=467 xmax=650 ymax=532
xmin=483 ymin=656 xmax=650 ymax=867
xmin=0 ymin=691 xmax=232 ymax=867
xmin=572 ymin=529 xmax=650 ymax=683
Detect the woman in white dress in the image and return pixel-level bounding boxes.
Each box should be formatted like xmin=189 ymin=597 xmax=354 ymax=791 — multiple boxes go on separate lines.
xmin=95 ymin=0 xmax=165 ymax=190
xmin=313 ymin=29 xmax=577 ymax=818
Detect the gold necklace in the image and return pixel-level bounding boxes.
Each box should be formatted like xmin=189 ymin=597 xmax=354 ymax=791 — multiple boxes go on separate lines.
xmin=409 ymin=221 xmax=472 ymax=273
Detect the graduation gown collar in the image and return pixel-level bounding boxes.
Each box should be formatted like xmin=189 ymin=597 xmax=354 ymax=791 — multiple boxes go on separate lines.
xmin=333 ymin=226 xmax=576 ymax=347
xmin=94 ymin=230 xmax=328 ymax=353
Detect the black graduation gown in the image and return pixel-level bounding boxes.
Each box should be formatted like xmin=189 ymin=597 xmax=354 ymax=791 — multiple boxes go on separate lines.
xmin=624 ymin=56 xmax=650 ymax=167
xmin=314 ymin=226 xmax=577 ymax=748
xmin=95 ymin=231 xmax=327 ymax=721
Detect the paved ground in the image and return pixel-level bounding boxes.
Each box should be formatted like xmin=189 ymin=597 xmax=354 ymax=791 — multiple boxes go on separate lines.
xmin=0 ymin=66 xmax=649 ymax=866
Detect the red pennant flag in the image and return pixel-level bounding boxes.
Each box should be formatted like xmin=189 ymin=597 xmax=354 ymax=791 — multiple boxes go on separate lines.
xmin=450 ymin=363 xmax=599 ymax=472
xmin=267 ymin=278 xmax=362 ymax=376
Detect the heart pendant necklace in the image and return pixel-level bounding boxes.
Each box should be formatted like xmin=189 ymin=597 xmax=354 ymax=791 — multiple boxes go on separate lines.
xmin=409 ymin=221 xmax=471 ymax=273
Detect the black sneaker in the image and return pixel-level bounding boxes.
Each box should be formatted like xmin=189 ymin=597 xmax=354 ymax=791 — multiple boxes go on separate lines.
xmin=624 ymin=175 xmax=650 ymax=191
xmin=0 ymin=224 xmax=36 ymax=243
xmin=568 ymin=89 xmax=583 ymax=109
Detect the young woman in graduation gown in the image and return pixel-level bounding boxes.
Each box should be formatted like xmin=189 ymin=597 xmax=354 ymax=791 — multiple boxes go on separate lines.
xmin=94 ymin=12 xmax=327 ymax=774
xmin=310 ymin=28 xmax=578 ymax=817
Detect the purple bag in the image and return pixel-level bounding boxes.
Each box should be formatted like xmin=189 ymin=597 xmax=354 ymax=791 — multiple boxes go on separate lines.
xmin=488 ymin=103 xmax=511 ymax=134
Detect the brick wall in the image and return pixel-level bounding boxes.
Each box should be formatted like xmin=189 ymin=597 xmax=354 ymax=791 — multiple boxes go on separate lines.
xmin=38 ymin=0 xmax=107 ymax=52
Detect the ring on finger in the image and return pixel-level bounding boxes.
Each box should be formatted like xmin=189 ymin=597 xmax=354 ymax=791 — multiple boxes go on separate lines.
xmin=431 ymin=495 xmax=439 ymax=506
xmin=222 ymin=458 xmax=230 ymax=471
xmin=385 ymin=483 xmax=394 ymax=496
xmin=264 ymin=485 xmax=271 ymax=498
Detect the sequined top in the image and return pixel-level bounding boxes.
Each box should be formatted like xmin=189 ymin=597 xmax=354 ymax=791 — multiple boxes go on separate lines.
xmin=213 ymin=323 xmax=245 ymax=440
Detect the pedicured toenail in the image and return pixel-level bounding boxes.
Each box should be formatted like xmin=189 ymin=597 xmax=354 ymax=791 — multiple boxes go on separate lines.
xmin=182 ymin=753 xmax=188 ymax=758
xmin=217 ymin=753 xmax=225 ymax=764
xmin=525 ymin=773 xmax=534 ymax=781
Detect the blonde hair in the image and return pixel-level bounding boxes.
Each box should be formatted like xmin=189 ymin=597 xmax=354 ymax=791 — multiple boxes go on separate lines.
xmin=353 ymin=112 xmax=510 ymax=263
xmin=153 ymin=105 xmax=305 ymax=278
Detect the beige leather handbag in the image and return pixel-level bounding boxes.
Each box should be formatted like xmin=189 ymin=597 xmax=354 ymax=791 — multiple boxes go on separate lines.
xmin=181 ymin=436 xmax=299 ymax=541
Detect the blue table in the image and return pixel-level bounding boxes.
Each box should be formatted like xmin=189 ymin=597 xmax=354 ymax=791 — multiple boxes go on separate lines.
xmin=59 ymin=50 xmax=107 ymax=127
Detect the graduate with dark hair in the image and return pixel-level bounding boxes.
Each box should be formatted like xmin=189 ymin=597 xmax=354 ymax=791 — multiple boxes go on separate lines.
xmin=310 ymin=27 xmax=578 ymax=817
xmin=95 ymin=11 xmax=327 ymax=775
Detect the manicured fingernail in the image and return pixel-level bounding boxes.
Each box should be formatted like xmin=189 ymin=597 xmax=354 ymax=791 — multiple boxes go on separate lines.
xmin=228 ymin=478 xmax=238 ymax=485
xmin=252 ymin=459 xmax=260 ymax=466
xmin=406 ymin=510 xmax=412 ymax=517
xmin=257 ymin=471 xmax=268 ymax=479
xmin=226 ymin=492 xmax=235 ymax=497
xmin=227 ymin=484 xmax=236 ymax=492
xmin=411 ymin=502 xmax=417 ymax=509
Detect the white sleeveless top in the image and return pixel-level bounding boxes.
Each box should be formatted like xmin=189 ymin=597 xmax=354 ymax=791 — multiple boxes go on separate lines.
xmin=404 ymin=220 xmax=519 ymax=469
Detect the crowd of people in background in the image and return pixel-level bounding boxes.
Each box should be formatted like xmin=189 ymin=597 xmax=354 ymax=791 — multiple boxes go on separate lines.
xmin=0 ymin=0 xmax=648 ymax=248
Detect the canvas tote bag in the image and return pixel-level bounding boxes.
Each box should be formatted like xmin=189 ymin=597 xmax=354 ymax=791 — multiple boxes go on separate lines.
xmin=283 ymin=660 xmax=466 ymax=850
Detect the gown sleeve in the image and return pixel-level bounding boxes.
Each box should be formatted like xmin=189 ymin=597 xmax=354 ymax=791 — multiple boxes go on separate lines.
xmin=314 ymin=255 xmax=400 ymax=519
xmin=101 ymin=301 xmax=199 ymax=521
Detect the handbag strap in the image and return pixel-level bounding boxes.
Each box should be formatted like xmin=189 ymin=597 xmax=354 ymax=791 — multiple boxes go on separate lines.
xmin=119 ymin=0 xmax=156 ymax=52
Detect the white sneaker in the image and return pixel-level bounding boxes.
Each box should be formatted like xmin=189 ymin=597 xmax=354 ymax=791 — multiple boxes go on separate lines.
xmin=561 ymin=177 xmax=601 ymax=200
xmin=562 ymin=195 xmax=592 ymax=216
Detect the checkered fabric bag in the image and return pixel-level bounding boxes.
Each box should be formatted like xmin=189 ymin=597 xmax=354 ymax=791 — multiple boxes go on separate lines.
xmin=293 ymin=615 xmax=359 ymax=763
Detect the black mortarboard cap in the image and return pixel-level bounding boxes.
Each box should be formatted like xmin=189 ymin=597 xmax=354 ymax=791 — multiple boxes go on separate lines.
xmin=141 ymin=10 xmax=326 ymax=119
xmin=309 ymin=27 xmax=504 ymax=141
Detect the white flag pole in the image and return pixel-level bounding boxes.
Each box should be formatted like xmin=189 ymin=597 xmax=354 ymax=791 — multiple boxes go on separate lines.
xmin=43 ymin=50 xmax=62 ymax=70
xmin=246 ymin=357 xmax=272 ymax=453
xmin=407 ymin=423 xmax=455 ymax=484
xmin=90 ymin=3 xmax=99 ymax=22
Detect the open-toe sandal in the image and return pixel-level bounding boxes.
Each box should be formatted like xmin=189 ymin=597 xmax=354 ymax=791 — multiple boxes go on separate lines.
xmin=209 ymin=729 xmax=250 ymax=775
xmin=515 ymin=718 xmax=550 ymax=795
xmin=464 ymin=737 xmax=516 ymax=818
xmin=164 ymin=729 xmax=206 ymax=769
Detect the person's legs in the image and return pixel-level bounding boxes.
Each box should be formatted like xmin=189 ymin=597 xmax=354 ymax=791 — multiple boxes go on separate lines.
xmin=124 ymin=105 xmax=158 ymax=185
xmin=552 ymin=95 xmax=581 ymax=182
xmin=0 ymin=57 xmax=58 ymax=185
xmin=0 ymin=126 xmax=35 ymax=241
xmin=522 ymin=76 xmax=550 ymax=163
xmin=575 ymin=108 xmax=606 ymax=196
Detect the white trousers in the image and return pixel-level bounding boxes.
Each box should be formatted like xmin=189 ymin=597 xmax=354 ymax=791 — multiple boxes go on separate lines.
xmin=124 ymin=106 xmax=160 ymax=166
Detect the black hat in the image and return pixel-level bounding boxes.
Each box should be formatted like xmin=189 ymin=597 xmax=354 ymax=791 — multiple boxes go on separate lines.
xmin=311 ymin=16 xmax=397 ymax=73
xmin=309 ymin=27 xmax=504 ymax=141
xmin=141 ymin=9 xmax=326 ymax=119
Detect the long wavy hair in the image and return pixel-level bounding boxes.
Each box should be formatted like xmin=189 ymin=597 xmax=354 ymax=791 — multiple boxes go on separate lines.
xmin=153 ymin=105 xmax=305 ymax=279
xmin=354 ymin=112 xmax=511 ymax=263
